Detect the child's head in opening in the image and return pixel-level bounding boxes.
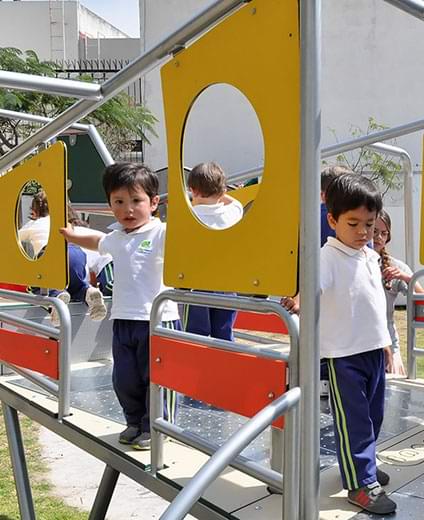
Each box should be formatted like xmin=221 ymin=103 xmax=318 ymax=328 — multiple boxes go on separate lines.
xmin=321 ymin=165 xmax=352 ymax=203
xmin=187 ymin=162 xmax=226 ymax=204
xmin=102 ymin=162 xmax=159 ymax=233
xmin=325 ymin=173 xmax=382 ymax=250
xmin=31 ymin=190 xmax=49 ymax=219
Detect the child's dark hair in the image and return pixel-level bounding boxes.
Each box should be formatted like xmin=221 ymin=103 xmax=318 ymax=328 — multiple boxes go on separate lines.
xmin=325 ymin=173 xmax=382 ymax=220
xmin=187 ymin=162 xmax=226 ymax=198
xmin=321 ymin=165 xmax=352 ymax=192
xmin=31 ymin=190 xmax=49 ymax=218
xmin=67 ymin=203 xmax=88 ymax=228
xmin=102 ymin=162 xmax=159 ymax=203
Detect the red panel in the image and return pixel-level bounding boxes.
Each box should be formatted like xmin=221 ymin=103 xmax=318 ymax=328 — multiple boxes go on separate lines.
xmin=415 ymin=301 xmax=424 ymax=321
xmin=0 ymin=283 xmax=27 ymax=293
xmin=234 ymin=311 xmax=288 ymax=334
xmin=151 ymin=335 xmax=287 ymax=428
xmin=0 ymin=329 xmax=59 ymax=379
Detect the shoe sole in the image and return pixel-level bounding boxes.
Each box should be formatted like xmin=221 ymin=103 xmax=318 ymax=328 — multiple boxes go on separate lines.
xmin=348 ymin=497 xmax=396 ymax=515
xmin=87 ymin=291 xmax=107 ymax=321
xmin=131 ymin=443 xmax=151 ymax=451
xmin=50 ymin=293 xmax=71 ymax=327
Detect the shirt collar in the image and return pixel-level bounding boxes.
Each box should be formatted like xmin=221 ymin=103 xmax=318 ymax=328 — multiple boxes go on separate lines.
xmin=107 ymin=217 xmax=160 ymax=234
xmin=326 ymin=236 xmax=375 ymax=258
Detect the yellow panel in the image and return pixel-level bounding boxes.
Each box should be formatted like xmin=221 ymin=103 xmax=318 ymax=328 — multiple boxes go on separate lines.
xmin=0 ymin=142 xmax=68 ymax=289
xmin=162 ymin=0 xmax=299 ymax=296
xmin=231 ymin=184 xmax=259 ymax=209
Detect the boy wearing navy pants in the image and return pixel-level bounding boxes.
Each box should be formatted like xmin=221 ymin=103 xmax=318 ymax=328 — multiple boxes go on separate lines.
xmin=321 ymin=173 xmax=395 ymax=515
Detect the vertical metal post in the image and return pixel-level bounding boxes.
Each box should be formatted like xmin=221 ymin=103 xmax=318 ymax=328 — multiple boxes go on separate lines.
xmin=88 ymin=465 xmax=120 ymax=520
xmin=2 ymin=403 xmax=36 ymax=520
xmin=299 ymin=0 xmax=321 ymax=519
xmin=150 ymin=382 xmax=165 ymax=474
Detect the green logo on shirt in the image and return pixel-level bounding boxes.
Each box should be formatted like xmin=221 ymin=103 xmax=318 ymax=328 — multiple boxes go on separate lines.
xmin=138 ymin=239 xmax=153 ymax=252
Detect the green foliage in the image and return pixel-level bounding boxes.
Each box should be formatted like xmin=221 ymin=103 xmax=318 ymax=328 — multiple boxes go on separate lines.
xmin=324 ymin=117 xmax=403 ymax=197
xmin=0 ymin=47 xmax=157 ymax=158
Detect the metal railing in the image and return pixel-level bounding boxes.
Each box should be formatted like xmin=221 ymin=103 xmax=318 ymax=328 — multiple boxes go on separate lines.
xmin=406 ymin=268 xmax=424 ymax=378
xmin=0 ymin=289 xmax=72 ymax=419
xmin=150 ymin=289 xmax=300 ymax=519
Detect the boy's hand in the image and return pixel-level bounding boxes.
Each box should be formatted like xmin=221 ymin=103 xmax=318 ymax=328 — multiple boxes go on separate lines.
xmin=384 ymin=346 xmax=394 ymax=373
xmin=280 ymin=296 xmax=300 ymax=315
xmin=59 ymin=222 xmax=75 ymax=242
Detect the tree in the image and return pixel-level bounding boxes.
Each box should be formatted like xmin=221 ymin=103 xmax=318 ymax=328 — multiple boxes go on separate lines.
xmin=0 ymin=47 xmax=157 ymax=159
xmin=324 ymin=117 xmax=402 ymax=196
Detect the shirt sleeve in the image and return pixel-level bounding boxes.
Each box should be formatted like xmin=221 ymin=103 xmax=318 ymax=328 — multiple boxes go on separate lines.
xmin=98 ymin=232 xmax=114 ymax=256
xmin=320 ymin=247 xmax=334 ymax=293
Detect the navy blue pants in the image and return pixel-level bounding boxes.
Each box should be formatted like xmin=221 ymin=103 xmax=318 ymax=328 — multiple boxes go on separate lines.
xmin=184 ymin=292 xmax=237 ymax=341
xmin=112 ymin=319 xmax=181 ymax=432
xmin=326 ymin=349 xmax=386 ymax=490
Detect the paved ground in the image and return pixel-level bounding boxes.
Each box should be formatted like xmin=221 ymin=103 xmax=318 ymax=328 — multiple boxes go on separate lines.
xmin=39 ymin=427 xmax=195 ymax=520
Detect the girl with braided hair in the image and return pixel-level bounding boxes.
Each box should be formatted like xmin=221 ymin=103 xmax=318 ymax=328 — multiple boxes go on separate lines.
xmin=373 ymin=209 xmax=424 ymax=375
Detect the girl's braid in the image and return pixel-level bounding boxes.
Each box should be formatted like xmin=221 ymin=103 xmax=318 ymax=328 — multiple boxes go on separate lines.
xmin=380 ymin=246 xmax=392 ymax=290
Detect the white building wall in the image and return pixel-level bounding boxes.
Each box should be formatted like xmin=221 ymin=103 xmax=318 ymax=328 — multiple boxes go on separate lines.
xmin=141 ymin=0 xmax=424 ymax=271
xmin=0 ymin=1 xmax=129 ymax=61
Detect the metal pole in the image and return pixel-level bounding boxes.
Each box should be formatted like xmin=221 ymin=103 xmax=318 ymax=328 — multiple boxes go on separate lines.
xmin=0 ymin=70 xmax=103 ymax=99
xmin=299 ymin=1 xmax=321 ymax=520
xmin=88 ymin=465 xmax=120 ymax=520
xmin=0 ymin=0 xmax=246 ymax=174
xmin=366 ymin=143 xmax=415 ymax=270
xmin=160 ymin=388 xmax=301 ymax=520
xmin=87 ymin=124 xmax=114 ymax=165
xmin=2 ymin=403 xmax=36 ymax=520
xmin=383 ymin=0 xmax=424 ymax=20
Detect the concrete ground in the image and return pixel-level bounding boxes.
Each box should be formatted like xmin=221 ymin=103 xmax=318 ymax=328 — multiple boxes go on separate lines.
xmin=39 ymin=427 xmax=195 ymax=520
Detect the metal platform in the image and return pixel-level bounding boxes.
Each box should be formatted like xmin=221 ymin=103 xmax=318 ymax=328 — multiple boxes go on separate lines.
xmin=5 ymin=364 xmax=424 ymax=519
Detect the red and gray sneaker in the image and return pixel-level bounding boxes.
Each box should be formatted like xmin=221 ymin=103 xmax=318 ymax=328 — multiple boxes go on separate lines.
xmin=348 ymin=482 xmax=396 ymax=515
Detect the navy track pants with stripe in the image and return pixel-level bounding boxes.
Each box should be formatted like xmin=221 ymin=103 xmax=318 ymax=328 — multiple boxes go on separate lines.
xmin=326 ymin=348 xmax=386 ymax=490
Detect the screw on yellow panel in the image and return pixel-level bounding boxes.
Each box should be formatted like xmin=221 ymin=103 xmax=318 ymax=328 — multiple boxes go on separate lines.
xmin=0 ymin=142 xmax=68 ymax=289
xmin=162 ymin=0 xmax=300 ymax=296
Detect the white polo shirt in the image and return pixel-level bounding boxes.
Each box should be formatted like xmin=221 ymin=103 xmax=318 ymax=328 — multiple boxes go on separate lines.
xmin=98 ymin=218 xmax=179 ymax=322
xmin=192 ymin=199 xmax=243 ymax=229
xmin=320 ymin=237 xmax=391 ymax=359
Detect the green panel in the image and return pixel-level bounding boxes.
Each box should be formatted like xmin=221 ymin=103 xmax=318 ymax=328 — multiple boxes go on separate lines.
xmin=59 ymin=134 xmax=107 ymax=203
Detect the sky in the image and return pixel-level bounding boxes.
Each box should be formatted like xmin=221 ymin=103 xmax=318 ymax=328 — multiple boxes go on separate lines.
xmin=80 ymin=0 xmax=140 ymax=37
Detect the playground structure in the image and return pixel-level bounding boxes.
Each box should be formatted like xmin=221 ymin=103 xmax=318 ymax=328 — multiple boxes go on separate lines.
xmin=1 ymin=1 xmax=424 ymax=519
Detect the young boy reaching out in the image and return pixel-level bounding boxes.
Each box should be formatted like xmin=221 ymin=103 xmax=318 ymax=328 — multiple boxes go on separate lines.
xmin=283 ymin=173 xmax=396 ymax=515
xmin=60 ymin=163 xmax=180 ymax=450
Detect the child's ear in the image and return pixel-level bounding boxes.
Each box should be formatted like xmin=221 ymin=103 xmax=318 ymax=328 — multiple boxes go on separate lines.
xmin=327 ymin=212 xmax=337 ymax=231
xmin=151 ymin=195 xmax=160 ymax=212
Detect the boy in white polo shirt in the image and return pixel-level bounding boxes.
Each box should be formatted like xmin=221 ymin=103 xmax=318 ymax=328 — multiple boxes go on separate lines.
xmin=321 ymin=173 xmax=395 ymax=515
xmin=185 ymin=162 xmax=243 ymax=340
xmin=60 ymin=163 xmax=180 ymax=451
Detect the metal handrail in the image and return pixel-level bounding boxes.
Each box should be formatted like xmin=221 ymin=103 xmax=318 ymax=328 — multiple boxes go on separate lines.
xmin=383 ymin=0 xmax=424 ymax=20
xmin=406 ymin=268 xmax=424 ymax=378
xmin=0 ymin=70 xmax=103 ymax=99
xmin=159 ymin=387 xmax=301 ymax=520
xmin=0 ymin=289 xmax=72 ymax=419
xmin=0 ymin=109 xmax=114 ymax=166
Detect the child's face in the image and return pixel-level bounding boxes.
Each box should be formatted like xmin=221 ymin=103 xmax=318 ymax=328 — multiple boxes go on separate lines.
xmin=327 ymin=205 xmax=376 ymax=250
xmin=109 ymin=185 xmax=159 ymax=233
xmin=373 ymin=217 xmax=390 ymax=254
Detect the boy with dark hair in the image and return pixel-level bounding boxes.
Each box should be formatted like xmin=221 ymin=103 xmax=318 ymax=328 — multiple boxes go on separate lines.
xmin=185 ymin=162 xmax=243 ymax=340
xmin=322 ymin=173 xmax=395 ymax=514
xmin=61 ymin=162 xmax=180 ymax=450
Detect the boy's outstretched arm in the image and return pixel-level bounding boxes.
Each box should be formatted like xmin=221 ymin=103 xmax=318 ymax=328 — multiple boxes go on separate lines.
xmin=59 ymin=223 xmax=104 ymax=251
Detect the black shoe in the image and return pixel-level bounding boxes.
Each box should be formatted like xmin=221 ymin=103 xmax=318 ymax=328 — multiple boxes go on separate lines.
xmin=132 ymin=432 xmax=151 ymax=451
xmin=377 ymin=468 xmax=390 ymax=486
xmin=119 ymin=425 xmax=141 ymax=444
xmin=348 ymin=483 xmax=396 ymax=515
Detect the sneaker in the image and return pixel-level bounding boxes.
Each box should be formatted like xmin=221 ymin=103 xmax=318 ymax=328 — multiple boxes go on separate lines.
xmin=348 ymin=482 xmax=397 ymax=514
xmin=132 ymin=432 xmax=151 ymax=451
xmin=119 ymin=425 xmax=141 ymax=445
xmin=377 ymin=468 xmax=390 ymax=486
xmin=50 ymin=291 xmax=71 ymax=327
xmin=320 ymin=380 xmax=329 ymax=398
xmin=85 ymin=286 xmax=107 ymax=321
